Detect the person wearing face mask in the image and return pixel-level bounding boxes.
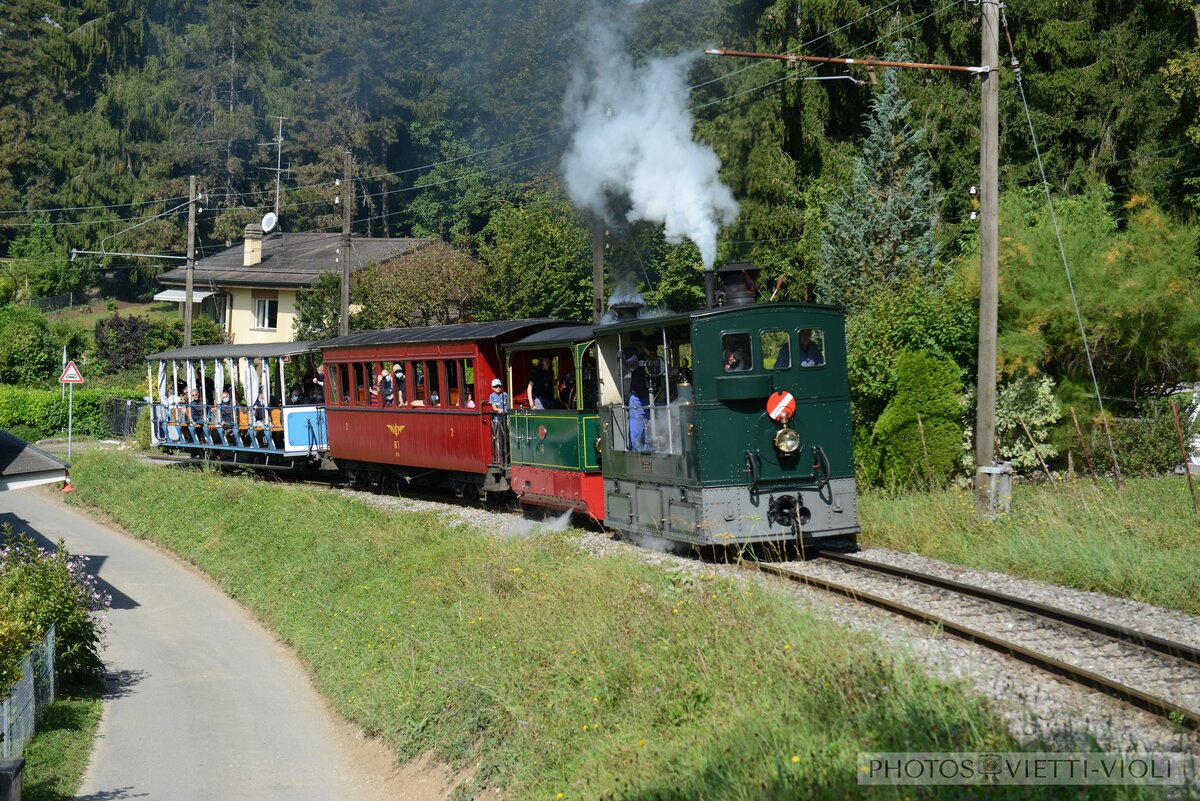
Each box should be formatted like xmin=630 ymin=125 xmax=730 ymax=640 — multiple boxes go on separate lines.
xmin=217 ymin=390 xmax=236 ymax=444
xmin=287 ymin=383 xmax=304 ymax=405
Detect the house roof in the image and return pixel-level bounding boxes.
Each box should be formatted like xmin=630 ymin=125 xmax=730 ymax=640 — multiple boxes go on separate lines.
xmin=0 ymin=429 xmax=68 ymax=491
xmin=156 ymin=233 xmax=436 ymax=290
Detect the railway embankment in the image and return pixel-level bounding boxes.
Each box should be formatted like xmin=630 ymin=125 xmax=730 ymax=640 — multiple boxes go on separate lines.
xmin=57 ymin=449 xmax=1168 ymax=800
xmin=859 ymin=478 xmax=1200 ymax=615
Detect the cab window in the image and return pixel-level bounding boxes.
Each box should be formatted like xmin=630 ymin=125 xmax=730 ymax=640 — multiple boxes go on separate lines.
xmin=761 ymin=330 xmax=791 ymax=369
xmin=795 ymin=328 xmax=826 ymax=368
xmin=721 ymin=332 xmax=752 ymax=372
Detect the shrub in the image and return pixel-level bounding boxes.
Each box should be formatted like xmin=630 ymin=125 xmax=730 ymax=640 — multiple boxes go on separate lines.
xmin=0 ymin=305 xmax=57 ymax=385
xmin=0 ymin=614 xmax=37 ymax=694
xmin=870 ymin=351 xmax=963 ymax=489
xmin=995 ymin=375 xmax=1061 ymax=472
xmin=134 ymin=404 xmax=151 ymax=450
xmin=0 ymin=387 xmax=143 ymax=439
xmin=1084 ymin=396 xmax=1200 ymax=477
xmin=0 ymin=525 xmax=110 ymax=687
xmin=94 ymin=314 xmax=155 ymax=373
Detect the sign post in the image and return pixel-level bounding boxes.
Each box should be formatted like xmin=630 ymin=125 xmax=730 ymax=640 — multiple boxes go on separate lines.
xmin=59 ymin=360 xmax=84 ymax=461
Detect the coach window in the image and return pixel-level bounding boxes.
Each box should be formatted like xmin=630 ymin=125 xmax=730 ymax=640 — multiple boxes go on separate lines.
xmin=443 ymin=360 xmax=462 ymax=407
xmin=393 ymin=362 xmax=409 ymax=405
xmin=761 ymin=330 xmax=791 ymax=369
xmin=425 ymin=360 xmax=442 ymax=406
xmin=463 ymin=359 xmax=475 ymax=407
xmin=795 ymin=328 xmax=826 ymax=368
xmin=410 ymin=362 xmax=425 ymax=405
xmin=357 ymin=362 xmax=372 ymax=405
xmin=721 ymin=332 xmax=753 ymax=372
xmin=325 ymin=366 xmax=340 ymax=404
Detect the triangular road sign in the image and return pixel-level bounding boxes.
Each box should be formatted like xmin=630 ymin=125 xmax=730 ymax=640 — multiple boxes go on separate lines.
xmin=59 ymin=360 xmax=84 ymax=384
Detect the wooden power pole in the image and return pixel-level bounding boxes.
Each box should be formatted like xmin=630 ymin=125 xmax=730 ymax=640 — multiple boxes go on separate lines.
xmin=339 ymin=151 xmax=352 ymax=336
xmin=975 ymin=0 xmax=1000 ymax=510
xmin=184 ymin=174 xmax=197 ymax=347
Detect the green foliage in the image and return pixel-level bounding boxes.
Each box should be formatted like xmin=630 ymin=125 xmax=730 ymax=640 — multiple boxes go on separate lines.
xmin=817 ymin=60 xmax=942 ymax=309
xmin=1082 ymin=397 xmax=1200 ymax=477
xmin=294 ymin=272 xmax=346 ymax=342
xmin=0 ymin=525 xmax=110 ymax=686
xmin=476 ymin=186 xmax=592 ymax=322
xmin=93 ymin=314 xmax=153 ymax=373
xmin=844 ymin=277 xmax=977 ymax=433
xmin=991 ymin=190 xmax=1200 ymax=399
xmin=134 ymin=403 xmax=151 ymax=450
xmin=0 ymin=304 xmax=58 ymax=385
xmin=870 ymin=351 xmax=964 ymax=489
xmin=355 ymin=242 xmax=484 ymax=329
xmin=996 ymin=375 xmax=1062 ymax=472
xmin=67 ymin=449 xmax=1096 ymax=800
xmin=21 ymin=690 xmax=104 ymax=801
xmin=4 ymin=218 xmax=92 ymax=298
xmin=0 ymin=386 xmax=143 ymax=439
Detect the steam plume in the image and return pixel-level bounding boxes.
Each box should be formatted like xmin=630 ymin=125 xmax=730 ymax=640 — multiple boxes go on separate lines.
xmin=561 ymin=15 xmax=738 ymax=268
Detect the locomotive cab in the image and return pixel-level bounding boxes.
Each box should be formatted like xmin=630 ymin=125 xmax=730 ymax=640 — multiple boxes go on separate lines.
xmin=595 ymin=302 xmax=859 ymax=548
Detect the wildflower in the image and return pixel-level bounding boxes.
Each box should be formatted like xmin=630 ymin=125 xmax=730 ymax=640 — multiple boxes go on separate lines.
xmin=791 ymin=756 xmax=801 ymax=764
xmin=638 ymin=739 xmax=647 ymax=746
xmin=556 ymin=794 xmax=565 ymax=799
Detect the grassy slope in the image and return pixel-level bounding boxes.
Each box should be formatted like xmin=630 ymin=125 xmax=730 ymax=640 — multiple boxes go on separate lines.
xmin=60 ymin=450 xmax=1153 ymax=800
xmin=22 ymin=688 xmax=103 ymax=801
xmin=861 ymin=477 xmax=1200 ymax=615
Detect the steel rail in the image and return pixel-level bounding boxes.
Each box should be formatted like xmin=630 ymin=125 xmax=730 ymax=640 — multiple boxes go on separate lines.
xmin=751 ymin=561 xmax=1200 ymax=730
xmin=820 ymin=552 xmax=1200 ymax=667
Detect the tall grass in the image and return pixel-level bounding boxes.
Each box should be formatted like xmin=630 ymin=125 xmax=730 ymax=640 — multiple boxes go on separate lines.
xmin=67 ymin=452 xmax=1160 ymax=799
xmin=861 ymin=477 xmax=1200 ymax=615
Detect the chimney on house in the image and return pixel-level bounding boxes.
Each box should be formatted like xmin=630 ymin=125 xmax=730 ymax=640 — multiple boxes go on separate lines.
xmin=243 ymin=223 xmax=264 ymax=267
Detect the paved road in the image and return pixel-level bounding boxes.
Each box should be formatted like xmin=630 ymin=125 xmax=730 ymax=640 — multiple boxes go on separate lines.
xmin=1 ymin=489 xmax=390 ymax=801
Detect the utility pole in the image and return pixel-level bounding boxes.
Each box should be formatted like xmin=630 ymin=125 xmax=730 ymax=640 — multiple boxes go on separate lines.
xmin=591 ymin=214 xmax=605 ymax=322
xmin=975 ymin=0 xmax=1001 ymax=511
xmin=340 ymin=151 xmax=352 ymax=336
xmin=184 ymin=175 xmax=197 ymax=347
xmin=272 ymin=116 xmax=287 ymax=219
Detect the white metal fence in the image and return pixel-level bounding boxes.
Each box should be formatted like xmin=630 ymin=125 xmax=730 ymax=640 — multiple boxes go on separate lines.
xmin=1 ymin=625 xmax=55 ymax=759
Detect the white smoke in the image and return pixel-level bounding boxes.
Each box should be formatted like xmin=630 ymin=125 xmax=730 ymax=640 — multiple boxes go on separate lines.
xmin=561 ymin=15 xmax=738 ymax=268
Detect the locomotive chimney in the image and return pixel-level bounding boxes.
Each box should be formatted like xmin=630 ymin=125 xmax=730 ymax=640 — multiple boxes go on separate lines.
xmin=611 ymin=301 xmax=642 ymax=320
xmin=717 ymin=261 xmax=760 ymax=306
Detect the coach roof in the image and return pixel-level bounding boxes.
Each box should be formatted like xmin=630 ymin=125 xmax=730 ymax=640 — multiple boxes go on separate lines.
xmin=147 ymin=342 xmax=319 ymax=361
xmin=316 ymin=319 xmax=566 ymax=349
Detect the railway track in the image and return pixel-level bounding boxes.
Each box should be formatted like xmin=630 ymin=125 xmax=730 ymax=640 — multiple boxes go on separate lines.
xmin=752 ymin=552 xmax=1200 ymax=730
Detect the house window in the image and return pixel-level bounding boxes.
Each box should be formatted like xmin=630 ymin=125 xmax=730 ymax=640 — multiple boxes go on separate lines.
xmin=254 ymin=298 xmax=278 ymax=330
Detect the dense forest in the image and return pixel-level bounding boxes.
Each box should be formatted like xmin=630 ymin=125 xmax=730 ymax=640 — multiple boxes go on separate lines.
xmin=2 ymin=0 xmax=1199 ymax=481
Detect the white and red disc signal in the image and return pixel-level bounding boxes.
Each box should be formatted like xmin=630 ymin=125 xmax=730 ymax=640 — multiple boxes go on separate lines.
xmin=767 ymin=391 xmax=795 ymax=421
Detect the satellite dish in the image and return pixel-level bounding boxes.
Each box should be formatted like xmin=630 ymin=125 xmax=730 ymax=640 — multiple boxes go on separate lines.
xmin=261 ymin=212 xmax=278 ymax=232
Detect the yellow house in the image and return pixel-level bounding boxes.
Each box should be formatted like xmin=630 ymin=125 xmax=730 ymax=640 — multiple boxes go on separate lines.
xmin=154 ymin=225 xmax=435 ymax=344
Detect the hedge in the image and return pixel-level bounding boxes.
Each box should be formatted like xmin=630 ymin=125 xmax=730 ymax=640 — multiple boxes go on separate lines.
xmin=0 ymin=386 xmax=144 ymax=440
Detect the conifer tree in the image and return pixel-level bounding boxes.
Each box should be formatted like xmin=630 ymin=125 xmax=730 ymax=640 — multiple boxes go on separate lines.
xmin=817 ymin=63 xmax=942 ymax=310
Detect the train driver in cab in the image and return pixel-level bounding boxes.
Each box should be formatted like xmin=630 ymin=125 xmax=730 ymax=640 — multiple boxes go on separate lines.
xmin=797 ymin=328 xmax=824 ymax=367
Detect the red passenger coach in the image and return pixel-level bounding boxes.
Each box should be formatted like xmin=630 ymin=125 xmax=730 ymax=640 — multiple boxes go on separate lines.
xmin=317 ymin=320 xmax=563 ymax=497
